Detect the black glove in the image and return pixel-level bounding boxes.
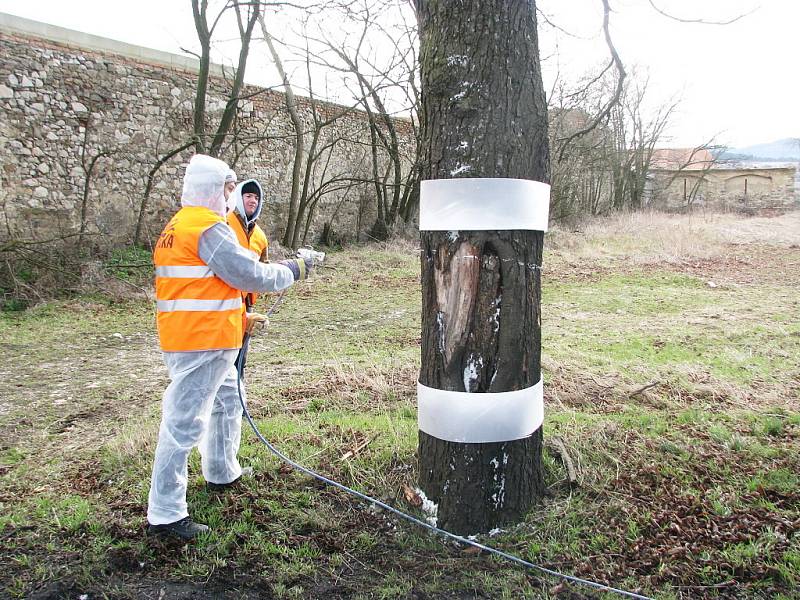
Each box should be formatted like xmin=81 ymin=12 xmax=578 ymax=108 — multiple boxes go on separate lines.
xmin=278 ymin=257 xmax=313 ymax=281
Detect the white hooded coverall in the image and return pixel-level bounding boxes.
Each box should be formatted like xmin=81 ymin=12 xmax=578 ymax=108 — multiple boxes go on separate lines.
xmin=147 ymin=155 xmax=294 ymax=526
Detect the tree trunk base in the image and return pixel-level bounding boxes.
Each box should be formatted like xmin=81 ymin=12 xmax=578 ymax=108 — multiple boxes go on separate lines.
xmin=419 ymin=429 xmax=544 ymax=535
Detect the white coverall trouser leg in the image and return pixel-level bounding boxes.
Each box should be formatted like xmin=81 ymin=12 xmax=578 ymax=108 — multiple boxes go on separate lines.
xmin=147 ymin=348 xmax=244 ymax=525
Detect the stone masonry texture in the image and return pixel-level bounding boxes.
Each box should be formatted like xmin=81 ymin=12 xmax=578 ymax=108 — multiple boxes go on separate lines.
xmin=0 ymin=19 xmax=410 ymax=250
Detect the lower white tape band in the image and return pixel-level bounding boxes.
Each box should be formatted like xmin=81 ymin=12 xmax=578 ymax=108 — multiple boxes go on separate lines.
xmin=418 ymin=379 xmax=544 ymax=443
xmin=420 ymin=178 xmax=550 ymax=232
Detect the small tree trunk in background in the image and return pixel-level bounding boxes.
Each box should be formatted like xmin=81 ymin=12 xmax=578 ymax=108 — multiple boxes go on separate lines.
xmin=208 ymin=0 xmax=260 ymax=157
xmin=262 ymin=21 xmax=305 ymax=249
xmin=416 ymin=0 xmax=549 ymax=534
xmin=191 ymin=0 xmax=211 ymax=154
xmin=134 ymin=140 xmax=195 ymax=247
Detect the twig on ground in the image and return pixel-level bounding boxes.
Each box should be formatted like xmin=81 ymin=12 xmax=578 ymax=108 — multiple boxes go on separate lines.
xmin=629 ymin=381 xmax=660 ymax=397
xmin=672 ymin=580 xmax=737 ymax=590
xmin=340 ymin=435 xmax=374 ymax=461
xmin=544 ymin=436 xmax=578 ymax=486
xmin=0 ymin=525 xmax=36 ymax=542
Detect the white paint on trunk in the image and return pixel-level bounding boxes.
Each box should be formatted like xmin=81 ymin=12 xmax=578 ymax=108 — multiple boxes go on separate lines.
xmin=450 ymin=163 xmax=472 ymax=176
xmin=490 ymin=293 xmax=502 ymax=333
xmin=463 ymin=353 xmax=483 ymax=391
xmin=436 ymin=310 xmax=445 ymax=354
xmin=415 ymin=487 xmax=439 ymax=527
xmin=490 ymin=452 xmax=509 ymax=508
xmin=446 ymin=55 xmax=468 ymax=67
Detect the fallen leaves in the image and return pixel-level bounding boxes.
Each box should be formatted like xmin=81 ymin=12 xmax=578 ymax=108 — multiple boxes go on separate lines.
xmin=401 ymin=484 xmax=422 ymax=508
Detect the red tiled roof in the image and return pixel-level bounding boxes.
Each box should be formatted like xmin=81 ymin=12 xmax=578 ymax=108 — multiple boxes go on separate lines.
xmin=651 ymin=148 xmax=715 ymax=170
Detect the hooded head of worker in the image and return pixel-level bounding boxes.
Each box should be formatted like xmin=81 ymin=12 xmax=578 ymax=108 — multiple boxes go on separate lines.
xmin=223 ymin=169 xmax=237 ymax=201
xmin=229 ymin=179 xmax=264 ymax=231
xmin=180 ymin=154 xmax=230 ymax=217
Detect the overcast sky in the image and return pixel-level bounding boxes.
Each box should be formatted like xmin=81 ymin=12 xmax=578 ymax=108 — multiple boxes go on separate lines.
xmin=0 ymin=0 xmax=797 ymax=149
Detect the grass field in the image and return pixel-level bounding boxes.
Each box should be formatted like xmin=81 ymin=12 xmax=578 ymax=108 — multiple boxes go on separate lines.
xmin=0 ymin=211 xmax=798 ymax=599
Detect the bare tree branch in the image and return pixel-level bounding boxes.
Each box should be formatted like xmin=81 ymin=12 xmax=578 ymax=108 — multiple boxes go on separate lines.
xmin=556 ymin=0 xmax=626 ymax=161
xmin=648 ymin=1 xmax=759 ymax=25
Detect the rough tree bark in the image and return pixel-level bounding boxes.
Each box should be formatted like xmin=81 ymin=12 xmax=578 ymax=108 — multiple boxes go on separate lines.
xmin=416 ymin=0 xmax=549 ymax=534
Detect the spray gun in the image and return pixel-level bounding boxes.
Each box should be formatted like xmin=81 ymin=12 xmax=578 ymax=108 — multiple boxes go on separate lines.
xmin=295 ymin=246 xmax=326 ymax=268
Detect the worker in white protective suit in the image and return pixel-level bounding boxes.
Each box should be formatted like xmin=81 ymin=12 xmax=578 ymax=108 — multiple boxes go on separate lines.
xmin=147 ymin=154 xmax=312 ymax=540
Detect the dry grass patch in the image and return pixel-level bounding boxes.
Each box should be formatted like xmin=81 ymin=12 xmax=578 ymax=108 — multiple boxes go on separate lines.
xmin=276 ymin=362 xmax=418 ymax=414
xmin=546 ymin=211 xmax=800 ymax=286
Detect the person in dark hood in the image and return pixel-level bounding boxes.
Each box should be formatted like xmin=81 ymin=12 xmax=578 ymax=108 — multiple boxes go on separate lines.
xmin=227 ymin=179 xmax=268 ymax=263
xmin=226 ymin=178 xmax=274 ymax=345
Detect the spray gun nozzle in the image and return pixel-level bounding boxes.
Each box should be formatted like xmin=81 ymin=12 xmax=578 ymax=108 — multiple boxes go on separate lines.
xmin=296 ymin=247 xmax=326 ymax=266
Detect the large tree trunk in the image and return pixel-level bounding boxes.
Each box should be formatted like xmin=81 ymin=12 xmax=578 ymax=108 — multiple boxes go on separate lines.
xmin=416 ymin=0 xmax=549 ymax=535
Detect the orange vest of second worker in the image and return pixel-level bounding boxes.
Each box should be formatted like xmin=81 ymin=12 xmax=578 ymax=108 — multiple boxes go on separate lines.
xmin=226 ymin=211 xmax=269 ymax=313
xmin=153 ymin=206 xmax=243 ymax=352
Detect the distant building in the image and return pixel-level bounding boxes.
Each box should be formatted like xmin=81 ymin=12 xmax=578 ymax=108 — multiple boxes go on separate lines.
xmin=647 ymin=148 xmax=798 ymax=212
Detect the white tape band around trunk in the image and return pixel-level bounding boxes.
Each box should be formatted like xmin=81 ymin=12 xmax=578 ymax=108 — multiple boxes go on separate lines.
xmin=417 ymin=379 xmax=544 ymax=443
xmin=420 ymin=178 xmax=550 ymax=232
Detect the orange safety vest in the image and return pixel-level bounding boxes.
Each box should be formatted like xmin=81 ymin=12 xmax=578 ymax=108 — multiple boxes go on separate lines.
xmin=154 ymin=206 xmax=243 ymax=352
xmin=250 ymin=225 xmax=268 ymax=261
xmin=227 ymin=211 xmax=268 ymax=261
xmin=226 ymin=212 xmax=269 ymax=312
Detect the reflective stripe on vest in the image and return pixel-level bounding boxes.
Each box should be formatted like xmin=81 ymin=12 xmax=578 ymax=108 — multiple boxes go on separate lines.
xmin=155 ymin=265 xmax=215 ymax=278
xmin=156 ymin=298 xmax=242 ymax=312
xmin=153 ymin=206 xmax=243 ymax=352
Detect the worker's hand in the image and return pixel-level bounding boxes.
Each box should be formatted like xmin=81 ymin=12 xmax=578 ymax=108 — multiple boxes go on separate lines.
xmin=245 ymin=312 xmax=269 ymax=335
xmin=278 ymin=257 xmax=313 ymax=281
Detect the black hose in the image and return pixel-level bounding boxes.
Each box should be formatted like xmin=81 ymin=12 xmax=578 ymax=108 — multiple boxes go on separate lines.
xmin=234 ymin=332 xmax=652 ymax=600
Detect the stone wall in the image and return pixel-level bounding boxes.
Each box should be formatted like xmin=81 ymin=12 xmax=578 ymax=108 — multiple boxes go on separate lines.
xmin=0 ymin=13 xmax=408 ymax=251
xmin=649 ymin=166 xmax=798 ymax=212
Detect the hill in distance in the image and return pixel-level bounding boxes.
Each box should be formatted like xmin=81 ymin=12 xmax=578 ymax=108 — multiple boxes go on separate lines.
xmin=720 ymin=138 xmax=800 ymax=161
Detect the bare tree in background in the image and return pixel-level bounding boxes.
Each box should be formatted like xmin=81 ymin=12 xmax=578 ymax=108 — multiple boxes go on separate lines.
xmin=607 ymin=74 xmax=676 ymax=211
xmin=657 ymin=140 xmax=721 ymax=209
xmin=190 ymin=0 xmax=261 ymax=157
xmin=549 ymin=79 xmax=612 ymax=219
xmin=262 ymin=17 xmax=375 ymax=248
xmin=133 ymin=139 xmax=195 ymax=247
xmin=306 ymin=0 xmax=420 ymax=238
xmin=78 ymin=113 xmax=116 ymax=246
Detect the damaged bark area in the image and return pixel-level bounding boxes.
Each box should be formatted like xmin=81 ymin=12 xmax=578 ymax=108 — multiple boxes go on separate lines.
xmin=419 ymin=230 xmax=545 ymax=533
xmin=416 ymin=0 xmax=549 ymax=534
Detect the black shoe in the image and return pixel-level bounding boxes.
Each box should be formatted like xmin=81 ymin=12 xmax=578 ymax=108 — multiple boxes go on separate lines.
xmin=147 ymin=516 xmax=209 ymax=540
xmin=207 ymin=478 xmax=238 ymax=492
xmin=206 ymin=467 xmax=253 ymax=492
